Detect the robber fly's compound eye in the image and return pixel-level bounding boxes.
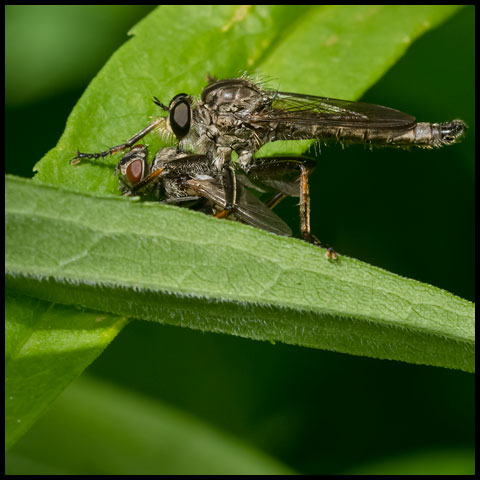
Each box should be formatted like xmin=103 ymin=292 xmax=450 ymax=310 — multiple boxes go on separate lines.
xmin=168 ymin=94 xmax=191 ymax=140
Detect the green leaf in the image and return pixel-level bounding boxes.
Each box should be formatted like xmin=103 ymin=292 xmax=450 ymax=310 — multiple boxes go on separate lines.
xmin=33 ymin=5 xmax=463 ymax=194
xmin=5 ymin=290 xmax=127 ymax=451
xmin=6 ymin=176 xmax=474 ymax=374
xmin=5 ymin=375 xmax=294 ymax=475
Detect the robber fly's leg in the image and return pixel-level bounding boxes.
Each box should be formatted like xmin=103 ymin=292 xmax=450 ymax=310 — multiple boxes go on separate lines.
xmin=214 ymin=149 xmax=254 ymax=219
xmin=298 ymin=165 xmax=337 ymax=260
xmin=215 ymin=163 xmax=237 ymax=219
xmin=212 ymin=148 xmax=238 ymax=219
xmin=249 ymin=156 xmax=337 ymax=259
xmin=299 ymin=164 xmax=312 ymax=240
xmin=71 ymin=117 xmax=165 ymax=165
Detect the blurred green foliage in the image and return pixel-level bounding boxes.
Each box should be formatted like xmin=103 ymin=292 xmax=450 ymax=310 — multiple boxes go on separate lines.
xmin=5 ymin=5 xmax=155 ymax=105
xmin=6 ymin=376 xmax=293 ymax=475
xmin=5 ymin=5 xmax=474 ymax=475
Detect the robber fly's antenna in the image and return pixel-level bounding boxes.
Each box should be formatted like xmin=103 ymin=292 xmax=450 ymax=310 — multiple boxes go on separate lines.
xmin=153 ymin=96 xmax=169 ymax=111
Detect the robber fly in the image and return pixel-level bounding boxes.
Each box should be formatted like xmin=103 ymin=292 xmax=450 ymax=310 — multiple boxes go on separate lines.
xmin=114 ymin=144 xmax=336 ymax=256
xmin=73 ymin=75 xmax=466 ymax=212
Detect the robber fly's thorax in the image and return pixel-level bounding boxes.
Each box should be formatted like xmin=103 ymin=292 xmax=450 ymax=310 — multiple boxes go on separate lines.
xmin=194 ymin=79 xmax=272 ymax=159
xmin=201 ymin=78 xmax=265 ymax=113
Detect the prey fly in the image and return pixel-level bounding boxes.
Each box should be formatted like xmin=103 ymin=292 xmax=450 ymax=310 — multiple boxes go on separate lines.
xmin=114 ymin=145 xmax=334 ymax=256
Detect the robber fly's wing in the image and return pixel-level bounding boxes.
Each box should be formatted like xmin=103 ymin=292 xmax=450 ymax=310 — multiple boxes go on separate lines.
xmin=187 ymin=176 xmax=292 ymax=237
xmin=250 ymin=91 xmax=416 ymax=129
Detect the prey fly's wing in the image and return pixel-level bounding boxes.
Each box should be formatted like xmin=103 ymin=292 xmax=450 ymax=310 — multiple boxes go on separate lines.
xmin=187 ymin=176 xmax=292 ymax=237
xmin=251 ymin=90 xmax=416 ymax=129
xmin=236 ymin=156 xmax=316 ymax=198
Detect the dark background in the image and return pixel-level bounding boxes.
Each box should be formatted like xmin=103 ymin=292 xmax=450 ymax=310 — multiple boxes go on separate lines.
xmin=5 ymin=5 xmax=474 ymax=474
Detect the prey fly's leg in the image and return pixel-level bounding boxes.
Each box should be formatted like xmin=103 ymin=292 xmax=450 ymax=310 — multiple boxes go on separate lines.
xmin=265 ymin=192 xmax=287 ymax=210
xmin=71 ymin=117 xmax=166 ymax=165
xmin=162 ymin=196 xmax=202 ymax=204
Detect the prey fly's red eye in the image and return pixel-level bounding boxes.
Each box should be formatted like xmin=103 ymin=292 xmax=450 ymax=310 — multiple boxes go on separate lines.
xmin=126 ymin=158 xmax=143 ymax=184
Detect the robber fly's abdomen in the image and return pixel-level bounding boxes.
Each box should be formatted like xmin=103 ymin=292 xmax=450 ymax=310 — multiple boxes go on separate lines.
xmin=416 ymin=120 xmax=466 ymax=146
xmin=284 ymin=119 xmax=466 ymax=148
xmin=384 ymin=120 xmax=466 ymax=147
